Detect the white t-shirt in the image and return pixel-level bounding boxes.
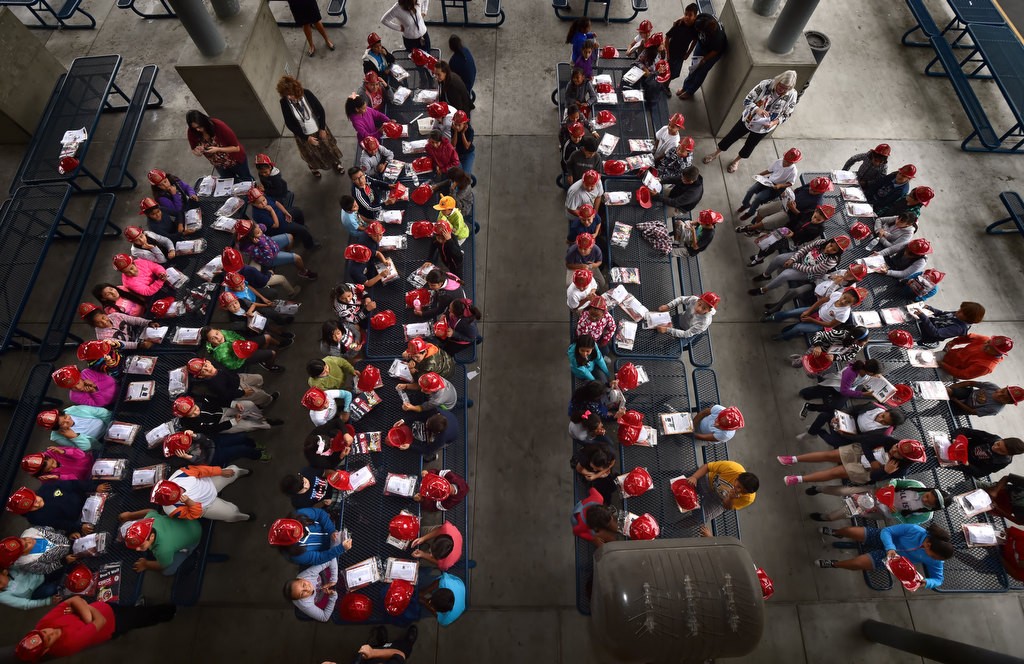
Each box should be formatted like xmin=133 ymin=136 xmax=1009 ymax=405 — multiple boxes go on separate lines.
xmin=565 ymin=179 xmax=604 ymax=211
xmin=567 ymin=282 xmax=597 ymax=310
xmin=765 ymin=158 xmax=798 ymax=186
xmin=856 ymin=407 xmax=888 ymax=433
xmin=654 ymin=126 xmax=680 ymax=161
xmin=814 ymin=290 xmax=852 ymax=325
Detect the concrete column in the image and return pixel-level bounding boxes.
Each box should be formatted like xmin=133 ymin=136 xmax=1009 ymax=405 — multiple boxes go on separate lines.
xmin=167 ymin=0 xmax=225 ymax=57
xmin=175 ymin=2 xmax=296 ymax=138
xmin=752 ymin=0 xmax=782 ymax=16
xmin=210 ymin=0 xmax=240 ymax=19
xmin=767 ymin=0 xmax=822 ymax=54
xmin=698 ymin=0 xmax=819 ymax=135
xmin=0 ymin=8 xmax=67 ymax=143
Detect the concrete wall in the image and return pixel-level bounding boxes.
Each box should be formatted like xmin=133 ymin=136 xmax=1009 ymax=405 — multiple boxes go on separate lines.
xmin=175 ymin=1 xmax=295 ymax=138
xmin=703 ymin=0 xmax=820 ymax=136
xmin=0 ymin=8 xmax=67 ymax=143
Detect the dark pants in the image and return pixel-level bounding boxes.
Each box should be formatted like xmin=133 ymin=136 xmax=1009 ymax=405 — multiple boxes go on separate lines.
xmin=215 ymin=161 xmax=253 ymax=182
xmin=403 ymin=33 xmax=431 ymax=52
xmin=718 ymin=119 xmax=768 ymax=159
xmin=440 ymin=339 xmax=472 ymax=356
xmin=30 ymin=569 xmax=65 ymax=600
xmin=273 ymin=220 xmax=317 ymax=249
xmin=242 ymin=348 xmax=276 ymax=368
xmin=588 ymin=476 xmax=617 ymax=504
xmin=211 ymin=433 xmax=260 ymax=466
xmin=681 ymin=47 xmax=723 ymax=95
xmin=369 ymin=627 xmax=416 ymax=658
xmin=110 ymin=604 xmax=176 ymax=638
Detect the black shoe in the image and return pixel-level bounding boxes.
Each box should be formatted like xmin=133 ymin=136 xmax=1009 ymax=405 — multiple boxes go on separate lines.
xmin=735 ymin=205 xmax=748 ymax=214
xmin=423 ymin=453 xmax=437 ymax=463
xmin=753 ymin=273 xmax=771 ymax=282
xmin=805 ymin=486 xmax=819 ymax=496
xmin=369 ymin=626 xmax=388 ymax=648
xmin=245 ymin=512 xmax=256 ymax=521
xmin=281 ymin=332 xmax=295 ymax=340
xmin=748 ymin=255 xmax=765 ymax=267
xmin=809 ymin=512 xmax=827 ymax=522
xmin=298 ymin=269 xmax=318 ymax=281
xmin=405 ymin=625 xmax=418 ymax=645
xmin=259 ymin=362 xmax=285 ymax=373
xmin=760 ymin=312 xmax=775 ymax=323
xmin=739 ymin=210 xmax=754 ymax=221
xmin=747 ymin=288 xmax=763 ymax=296
xmin=799 ymin=403 xmax=810 ymax=420
xmin=276 ymin=338 xmax=293 ymax=349
xmin=267 ymin=418 xmax=285 ymax=426
xmin=270 ymin=391 xmax=280 ymax=402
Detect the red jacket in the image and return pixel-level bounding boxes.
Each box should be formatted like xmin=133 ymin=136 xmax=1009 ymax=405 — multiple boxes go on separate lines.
xmin=942 ymin=334 xmax=1004 ymax=379
xmin=425 ymin=138 xmax=461 ymax=173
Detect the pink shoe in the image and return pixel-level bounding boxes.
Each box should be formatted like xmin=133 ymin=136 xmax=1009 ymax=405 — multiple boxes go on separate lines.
xmin=784 ymin=475 xmax=802 ymax=486
xmin=776 ymin=455 xmax=798 ymax=466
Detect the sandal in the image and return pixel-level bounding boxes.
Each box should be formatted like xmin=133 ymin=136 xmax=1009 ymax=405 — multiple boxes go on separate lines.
xmin=311 ymin=170 xmax=321 ymax=178
xmin=333 ymin=163 xmax=344 ymax=173
xmin=326 ymin=42 xmax=336 ymax=51
xmin=727 ymin=159 xmax=741 ymax=173
xmin=702 ymin=153 xmax=718 ymax=164
xmin=307 ymin=46 xmax=316 ymax=57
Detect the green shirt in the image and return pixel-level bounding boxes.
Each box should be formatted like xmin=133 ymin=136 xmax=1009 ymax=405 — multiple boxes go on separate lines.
xmin=146 ymin=510 xmax=201 ymax=569
xmin=206 ymin=330 xmax=246 ymax=370
xmin=308 ymin=356 xmax=356 ymax=391
xmin=438 ymin=208 xmax=468 ymax=241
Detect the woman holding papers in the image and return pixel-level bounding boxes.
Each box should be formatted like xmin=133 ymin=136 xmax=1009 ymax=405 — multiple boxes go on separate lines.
xmin=815 ymin=523 xmax=952 ymax=589
xmin=702 ymin=71 xmax=799 ymax=173
xmin=801 ymin=401 xmax=905 ymax=448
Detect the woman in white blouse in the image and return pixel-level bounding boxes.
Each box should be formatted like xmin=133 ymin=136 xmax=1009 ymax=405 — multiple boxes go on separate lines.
xmin=381 ymin=0 xmax=431 ymax=52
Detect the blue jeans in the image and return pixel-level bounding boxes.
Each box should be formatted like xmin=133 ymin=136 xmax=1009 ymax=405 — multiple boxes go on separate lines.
xmin=458 ymin=150 xmax=476 ymax=176
xmin=268 ymin=234 xmax=297 ymax=267
xmin=742 ymin=182 xmax=781 ymax=213
xmin=216 ymin=160 xmax=253 ymax=182
xmin=681 ymin=47 xmax=723 ymax=95
xmin=779 ymin=321 xmax=825 ymax=340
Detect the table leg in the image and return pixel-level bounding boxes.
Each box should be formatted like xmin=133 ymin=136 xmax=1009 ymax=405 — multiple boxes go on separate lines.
xmin=104 ymin=83 xmax=132 ymax=112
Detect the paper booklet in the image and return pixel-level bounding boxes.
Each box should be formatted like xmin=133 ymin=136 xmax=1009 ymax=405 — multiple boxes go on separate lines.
xmin=216 ymin=196 xmax=244 ymax=217
xmin=955 ymin=489 xmax=993 ymax=518
xmin=345 ymin=465 xmax=377 ymax=493
xmin=197 ymin=176 xmax=215 ymax=197
xmin=852 ymin=310 xmax=882 ymax=328
xmin=390 ymin=86 xmax=411 ymax=105
xmin=755 ymin=228 xmax=790 ymax=251
xmin=273 ymin=300 xmax=301 ymax=315
xmin=375 ymin=260 xmax=400 ymax=284
xmin=831 ymin=170 xmax=858 ymax=186
xmin=91 ymin=458 xmax=127 ymax=481
xmin=907 ymin=349 xmax=939 ymax=368
xmin=845 ymin=202 xmax=876 ymax=218
xmin=592 ymin=74 xmax=613 ymax=87
xmin=618 ymin=294 xmax=649 ymax=323
xmin=168 ymin=367 xmax=188 ymax=398
xmin=212 ymin=178 xmax=235 ymax=197
xmin=415 ymin=117 xmax=434 ymax=135
xmin=881 ymin=308 xmax=907 ymax=325
xmin=71 ymin=533 xmax=107 ymax=558
xmin=351 ymin=432 xmax=383 ymax=454
xmin=125 ymin=380 xmax=155 ymax=402
xmin=145 ymin=421 xmax=177 ymax=448
xmin=81 ymin=493 xmax=108 ymax=525
xmin=344 ymin=557 xmax=383 ymax=591
xmin=105 ymin=422 xmax=140 ymax=445
xmin=642 ymin=169 xmax=662 ymax=194
xmin=175 ymin=239 xmax=207 ymax=255
xmin=927 ymin=431 xmax=958 ymax=467
xmin=348 ymin=391 xmax=381 ymax=422
xmin=380 ymin=209 xmax=404 ymax=225
xmin=401 ymin=139 xmax=428 ymax=155
xmin=379 ymin=235 xmax=407 ymax=251
xmin=635 ymin=425 xmax=658 ymax=447
xmin=611 ymin=222 xmax=633 ymax=247
xmin=660 ymin=412 xmax=694 ymax=435
xmin=596 ymin=91 xmax=618 ymax=105
xmin=125 ymin=355 xmax=156 ymax=375
xmin=625 ymin=154 xmax=655 ymax=171
xmin=622 ymin=66 xmax=644 ymax=84
xmin=834 ymin=411 xmax=858 ymax=434
xmin=171 ymin=327 xmax=202 ymax=345
xmin=383 ymin=473 xmax=417 ymax=497
xmin=861 ymin=375 xmax=896 ymax=402
xmin=605 ymin=191 xmax=631 ymax=206
xmin=841 ymin=186 xmax=867 ymax=202
xmin=753 ymin=174 xmax=773 ymax=187
xmin=143 ymin=326 xmax=168 ymax=343
xmin=94 ymin=562 xmax=122 ymax=603
xmin=634 ymin=365 xmax=650 ymax=385
xmin=610 ymin=267 xmax=640 ymax=284
xmin=962 ymin=523 xmax=998 ymax=547
xmin=384 ymin=558 xmax=420 ymax=583
xmin=411 ymin=88 xmax=438 ymax=104
xmin=914 ymin=381 xmax=949 ymax=400
xmin=404 ymin=322 xmax=431 ymax=339
xmin=597 ymin=133 xmax=619 ymax=156
xmin=615 ymin=320 xmax=637 ymax=351
xmin=407 ymin=263 xmax=436 ymax=287
xmin=858 ymin=254 xmax=887 ymax=272
xmin=623 ymin=90 xmax=645 ymax=103
xmin=131 ymin=464 xmax=167 ymax=489
xmin=644 ymin=311 xmax=672 ymax=329
xmin=388 ymin=359 xmax=414 ymax=382
xmin=383 ymin=160 xmax=406 ymax=183
xmin=211 ymin=216 xmax=237 ymax=232
xmin=604 ymin=285 xmax=630 ymax=304
xmin=629 ymin=139 xmax=654 ymax=152
xmin=390 ymin=63 xmax=409 ymax=80
xmin=247 ymin=312 xmax=267 ymax=332
xmin=230 ymin=181 xmax=253 ymax=196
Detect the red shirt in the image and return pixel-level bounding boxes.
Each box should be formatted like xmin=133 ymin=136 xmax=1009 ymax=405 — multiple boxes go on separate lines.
xmin=35 ymin=601 xmax=115 ymax=658
xmin=434 ymin=521 xmax=464 ymax=571
xmin=943 ymin=334 xmax=1004 ymax=379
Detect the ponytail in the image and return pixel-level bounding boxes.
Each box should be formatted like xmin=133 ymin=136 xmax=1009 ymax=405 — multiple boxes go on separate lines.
xmin=925 ymin=523 xmax=954 ymax=559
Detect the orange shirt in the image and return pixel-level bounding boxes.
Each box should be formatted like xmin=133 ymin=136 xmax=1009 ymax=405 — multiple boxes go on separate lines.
xmin=942 ymin=334 xmax=1003 ymax=380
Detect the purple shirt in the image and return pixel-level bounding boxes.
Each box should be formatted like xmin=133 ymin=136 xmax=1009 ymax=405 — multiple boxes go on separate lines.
xmin=348 ymin=107 xmax=390 ymax=142
xmin=68 ymin=369 xmax=118 ymax=407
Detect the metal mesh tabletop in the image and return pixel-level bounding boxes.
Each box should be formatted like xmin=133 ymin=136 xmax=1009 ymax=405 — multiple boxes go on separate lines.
xmin=603 ymin=177 xmax=681 ymax=359
xmin=20 ymin=55 xmax=121 ymax=186
xmin=967 ymin=24 xmax=1024 ymax=122
xmin=331 ymin=364 xmax=469 ymax=624
xmin=555 ymin=62 xmax=653 ymax=160
xmin=614 ymin=359 xmax=702 ymax=538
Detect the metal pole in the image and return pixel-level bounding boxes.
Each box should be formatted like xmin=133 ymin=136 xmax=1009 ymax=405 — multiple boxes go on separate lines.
xmin=166 ymin=0 xmax=225 ymax=57
xmin=210 ymin=0 xmax=239 ymax=18
xmin=862 ymin=620 xmax=1024 ymax=664
xmin=752 ymin=0 xmax=783 ymax=16
xmin=766 ymin=0 xmax=821 ymax=54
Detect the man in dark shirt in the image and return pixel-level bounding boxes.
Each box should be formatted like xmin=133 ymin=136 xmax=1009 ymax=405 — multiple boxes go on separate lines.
xmin=916 ymin=301 xmax=984 ymax=344
xmin=566 ymin=137 xmax=602 ymax=186
xmin=954 ymin=428 xmax=1024 ymax=478
xmin=449 ymin=35 xmax=476 ymax=92
xmin=677 ymin=13 xmax=728 ymax=100
xmin=654 ymin=166 xmax=704 ymax=213
xmin=665 ymin=4 xmax=699 ymax=82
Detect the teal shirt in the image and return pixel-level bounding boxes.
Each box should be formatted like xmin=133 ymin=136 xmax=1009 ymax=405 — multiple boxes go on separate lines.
xmin=0 ymin=569 xmax=49 ymax=610
xmin=50 ymin=405 xmax=113 ymax=451
xmin=436 ymin=573 xmax=466 ymax=626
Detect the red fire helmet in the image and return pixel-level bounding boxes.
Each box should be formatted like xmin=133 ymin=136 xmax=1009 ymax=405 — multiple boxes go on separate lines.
xmin=874 ymin=485 xmax=896 ymax=511
xmin=698 ymin=209 xmax=723 ymax=226
xmin=339 ymin=593 xmax=373 ymax=622
xmin=162 ymin=431 xmax=193 ymax=458
xmin=418 ymin=372 xmax=444 ymax=393
xmin=618 ymin=423 xmax=643 ymax=446
xmin=412 ymin=156 xmax=434 ymax=174
xmin=389 ymin=514 xmax=420 ymax=541
xmin=64 ymin=564 xmax=94 ymax=593
xmin=172 ymin=396 xmax=196 ymax=418
xmin=405 ymin=288 xmax=430 ymax=309
xmin=222 ymin=247 xmax=244 ymax=272
xmin=301 ymin=387 xmax=329 ymax=411
xmin=603 ymin=160 xmax=627 ymax=176
xmin=756 ymin=567 xmax=775 ymax=599
xmin=896 ymin=438 xmax=927 ymax=463
xmin=20 ymin=454 xmax=45 ymax=475
xmin=629 ymin=513 xmax=660 ymax=540
xmin=77 ymin=339 xmax=110 ymax=361
xmin=147 ymin=168 xmax=167 ymax=185
xmin=123 ymin=518 xmax=155 ymax=550
xmin=357 ymin=365 xmax=381 ymax=392
xmin=268 ymin=518 xmax=304 ymax=546
xmin=411 ymin=184 xmax=434 ymax=206
xmin=385 ymin=579 xmax=414 ymax=616
xmin=616 ymin=363 xmax=639 ymax=390
xmin=386 ymin=424 xmax=413 ymax=449
xmin=0 ymin=537 xmax=25 ymax=568
xmin=620 ymin=409 xmax=644 ymax=427
xmin=887 ymin=384 xmax=914 ymax=406
xmin=622 ymin=467 xmax=654 ymax=497
xmin=888 ymin=329 xmax=914 ymax=349
xmin=802 ymin=352 xmax=833 ymax=376
xmin=849 ymin=221 xmax=872 ymax=240
xmin=6 ymin=487 xmax=37 ymax=515
xmin=783 ymin=147 xmax=802 ymax=163
xmin=370 ymin=310 xmax=397 ymax=330
xmin=671 ymin=478 xmax=700 ymax=511
xmin=382 ymin=121 xmax=403 ymax=139
xmin=232 ymin=339 xmax=259 ymax=359
xmin=150 ymin=480 xmax=183 ymax=506
xmin=419 ymin=473 xmax=452 ymax=501
xmin=344 ymin=244 xmax=373 ymax=263
xmin=411 ymin=221 xmax=435 ymax=239
xmin=326 ymin=470 xmax=352 ymax=491
xmin=636 ymin=185 xmax=652 ymax=209
xmin=36 ymin=410 xmax=59 ymax=430
xmin=51 ymin=365 xmax=81 ymax=389
xmin=715 ymin=406 xmax=745 ymax=431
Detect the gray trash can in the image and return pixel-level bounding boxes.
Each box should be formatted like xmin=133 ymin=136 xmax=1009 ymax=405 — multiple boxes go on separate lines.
xmin=805 ymin=30 xmax=831 ymax=64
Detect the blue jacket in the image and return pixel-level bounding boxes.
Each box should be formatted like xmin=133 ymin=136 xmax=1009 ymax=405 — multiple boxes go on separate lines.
xmin=287 ymin=507 xmax=348 ymax=567
xmin=918 ymin=307 xmax=969 ymax=342
xmin=450 ymin=47 xmax=476 ymax=91
xmin=568 ymin=343 xmax=609 ymax=381
xmin=878 ymin=524 xmax=944 ymax=589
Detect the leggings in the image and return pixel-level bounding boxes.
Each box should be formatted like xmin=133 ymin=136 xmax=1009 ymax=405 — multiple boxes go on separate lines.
xmin=111 ymin=604 xmax=177 ymax=637
xmin=717 ymin=119 xmax=769 ymax=159
xmin=242 ymin=348 xmax=276 ymax=368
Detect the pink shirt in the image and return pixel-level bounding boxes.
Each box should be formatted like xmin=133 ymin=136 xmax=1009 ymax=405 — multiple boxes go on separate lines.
xmin=434 ymin=521 xmax=463 ymax=571
xmin=104 ymin=296 xmax=144 ymax=317
xmin=38 ymin=447 xmax=94 ymax=482
xmin=120 ymin=259 xmax=166 ymax=297
xmin=69 ymin=369 xmax=118 ymax=407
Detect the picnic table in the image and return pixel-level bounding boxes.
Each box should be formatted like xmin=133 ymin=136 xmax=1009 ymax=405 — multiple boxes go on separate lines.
xmin=9 ymin=55 xmax=162 ymax=195
xmin=551 ymin=0 xmax=648 ymax=24
xmin=0 ymin=0 xmax=95 ymax=28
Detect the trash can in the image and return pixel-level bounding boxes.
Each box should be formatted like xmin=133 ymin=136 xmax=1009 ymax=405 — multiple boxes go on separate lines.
xmin=805 ymin=30 xmax=831 ymax=64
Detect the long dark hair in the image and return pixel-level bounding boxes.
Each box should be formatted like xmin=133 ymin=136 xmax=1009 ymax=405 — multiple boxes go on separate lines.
xmin=450 ymin=299 xmax=481 ymax=320
xmin=345 ymin=96 xmax=366 ymax=117
xmin=924 ymin=523 xmax=954 ymax=559
xmin=92 ymin=282 xmax=146 ymax=311
xmin=150 ymin=172 xmax=183 ymax=200
xmin=573 ymin=334 xmax=596 ymax=365
xmin=850 ymin=359 xmax=881 ymax=374
xmin=185 ymin=110 xmax=215 ymax=136
xmin=565 ymin=18 xmax=591 ymax=44
xmin=321 ymin=320 xmax=341 ymax=345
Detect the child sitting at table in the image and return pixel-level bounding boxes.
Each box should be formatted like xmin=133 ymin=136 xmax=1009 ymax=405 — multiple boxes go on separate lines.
xmin=564 ymin=68 xmax=596 ymax=119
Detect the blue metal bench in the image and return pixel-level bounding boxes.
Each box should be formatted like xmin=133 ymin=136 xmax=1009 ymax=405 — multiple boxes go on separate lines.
xmin=985 ymin=192 xmax=1024 ymax=235
xmin=102 ymin=65 xmax=163 ymax=192
xmin=37 ymin=193 xmax=119 ymax=362
xmin=552 ymin=0 xmax=647 ymax=24
xmin=170 ymin=520 xmax=228 ymax=606
xmin=922 ymin=36 xmax=1001 ymax=152
xmin=271 ymin=0 xmax=347 ymax=27
xmin=425 ymin=0 xmax=505 ymax=27
xmin=1 ymin=0 xmax=95 ymax=29
xmin=116 ymin=0 xmax=175 ymax=18
xmin=691 ymin=368 xmax=741 ymax=539
xmin=0 ymin=363 xmax=61 ymax=497
xmin=901 ymin=0 xmax=943 ymax=47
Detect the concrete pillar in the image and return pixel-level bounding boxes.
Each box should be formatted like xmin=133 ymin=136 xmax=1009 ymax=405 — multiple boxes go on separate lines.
xmin=0 ymin=8 xmax=67 ymax=142
xmin=752 ymin=0 xmax=782 ymax=17
xmin=167 ymin=0 xmax=225 ymax=57
xmin=210 ymin=0 xmax=240 ymax=19
xmin=767 ymin=0 xmax=822 ymax=54
xmin=699 ymin=0 xmax=819 ymax=136
xmin=175 ymin=2 xmax=296 ymax=138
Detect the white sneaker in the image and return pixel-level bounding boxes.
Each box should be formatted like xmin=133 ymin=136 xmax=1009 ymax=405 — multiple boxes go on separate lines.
xmin=795 ymin=433 xmax=815 ymax=443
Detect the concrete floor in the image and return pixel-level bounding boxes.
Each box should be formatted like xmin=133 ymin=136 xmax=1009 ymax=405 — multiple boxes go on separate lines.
xmin=0 ymin=0 xmax=1023 ymax=662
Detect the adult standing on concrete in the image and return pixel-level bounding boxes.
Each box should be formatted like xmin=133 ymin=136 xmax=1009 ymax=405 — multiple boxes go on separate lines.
xmin=186 ymin=110 xmax=251 ymax=181
xmin=285 ymin=0 xmax=335 ymax=57
xmin=381 ymin=0 xmax=431 ymax=52
xmin=448 ymin=35 xmax=476 ymax=95
xmin=675 ymin=12 xmax=728 ymax=100
xmin=277 ymin=75 xmax=344 ymax=179
xmin=703 ymin=71 xmax=799 ymax=173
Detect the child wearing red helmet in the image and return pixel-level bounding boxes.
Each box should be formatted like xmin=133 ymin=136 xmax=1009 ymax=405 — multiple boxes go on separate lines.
xmin=693 ymin=405 xmax=744 ymax=443
xmin=947 ymin=381 xmax=1023 ymax=418
xmin=655 ymin=292 xmax=719 ymax=343
xmin=414 ymin=469 xmax=469 ymax=513
xmin=815 ymin=523 xmax=952 ymax=590
xmin=939 ymin=334 xmax=1011 ymax=380
xmin=565 ymin=233 xmax=606 ymax=290
xmin=398 ymin=372 xmax=458 ymax=413
xmin=684 ymin=459 xmax=758 ymax=525
xmin=737 ymin=148 xmax=801 ymax=220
